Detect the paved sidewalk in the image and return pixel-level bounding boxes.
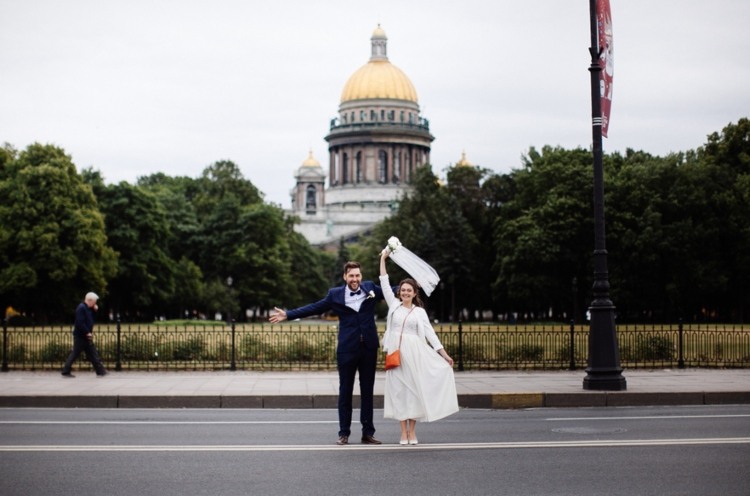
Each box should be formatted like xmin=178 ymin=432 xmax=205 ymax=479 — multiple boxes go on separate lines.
xmin=1 ymin=369 xmax=748 ymax=409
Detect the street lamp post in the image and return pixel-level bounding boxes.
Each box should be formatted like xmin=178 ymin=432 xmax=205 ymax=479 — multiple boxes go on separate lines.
xmin=226 ymin=276 xmax=233 ymax=323
xmin=583 ymin=0 xmax=626 ymax=391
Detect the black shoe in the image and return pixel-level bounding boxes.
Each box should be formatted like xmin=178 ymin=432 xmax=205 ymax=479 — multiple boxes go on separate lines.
xmin=96 ymin=371 xmax=108 ymax=377
xmin=61 ymin=372 xmax=75 ymax=378
xmin=361 ymin=435 xmax=382 ymax=445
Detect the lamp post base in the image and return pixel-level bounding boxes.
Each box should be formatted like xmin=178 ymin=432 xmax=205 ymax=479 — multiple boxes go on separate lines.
xmin=583 ymin=369 xmax=627 ymax=391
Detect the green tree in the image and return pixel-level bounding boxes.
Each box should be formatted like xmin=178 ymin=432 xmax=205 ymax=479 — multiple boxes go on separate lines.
xmin=284 ymin=226 xmax=333 ymax=309
xmin=606 ymin=119 xmax=750 ymax=323
xmin=0 ymin=143 xmax=116 ymax=322
xmin=171 ymin=256 xmax=205 ymax=319
xmin=445 ymin=163 xmax=505 ymax=319
xmin=229 ymin=202 xmax=294 ymax=315
xmin=493 ymin=146 xmax=593 ymax=320
xmin=190 ymin=161 xmax=298 ymax=319
xmin=137 ymin=173 xmax=202 ymax=266
xmin=97 ymin=181 xmax=175 ymax=319
xmin=606 ymin=150 xmax=689 ymax=320
xmin=695 ymin=118 xmax=750 ymax=320
xmin=193 ymin=160 xmax=262 ymax=222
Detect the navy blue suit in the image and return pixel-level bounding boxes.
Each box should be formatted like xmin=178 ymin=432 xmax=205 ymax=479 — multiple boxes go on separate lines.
xmin=286 ymin=281 xmax=384 ymax=437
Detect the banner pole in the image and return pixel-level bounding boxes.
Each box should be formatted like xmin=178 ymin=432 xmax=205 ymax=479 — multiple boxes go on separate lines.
xmin=583 ymin=0 xmax=626 ymax=391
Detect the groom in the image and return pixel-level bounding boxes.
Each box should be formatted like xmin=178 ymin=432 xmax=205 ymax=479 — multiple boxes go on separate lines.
xmin=269 ymin=261 xmax=385 ymax=445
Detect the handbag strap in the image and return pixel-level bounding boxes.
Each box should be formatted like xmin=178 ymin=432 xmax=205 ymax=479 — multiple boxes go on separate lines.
xmin=395 ymin=307 xmax=415 ymax=350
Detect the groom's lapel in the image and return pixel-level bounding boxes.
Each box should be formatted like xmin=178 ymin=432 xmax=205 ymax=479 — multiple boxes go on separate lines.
xmin=334 ymin=285 xmax=347 ymax=306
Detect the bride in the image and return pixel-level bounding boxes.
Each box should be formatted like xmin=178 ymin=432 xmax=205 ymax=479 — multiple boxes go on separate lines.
xmin=379 ymin=249 xmax=459 ymax=445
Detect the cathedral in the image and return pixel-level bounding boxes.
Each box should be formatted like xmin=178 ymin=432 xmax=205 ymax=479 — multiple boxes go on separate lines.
xmin=289 ymin=25 xmax=434 ymax=247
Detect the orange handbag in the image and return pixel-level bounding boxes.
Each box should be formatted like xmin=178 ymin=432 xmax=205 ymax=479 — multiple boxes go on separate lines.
xmin=384 ymin=307 xmax=414 ymax=370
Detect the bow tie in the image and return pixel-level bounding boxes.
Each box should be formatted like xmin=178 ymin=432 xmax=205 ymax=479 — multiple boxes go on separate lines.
xmin=350 ymin=290 xmax=362 ymax=296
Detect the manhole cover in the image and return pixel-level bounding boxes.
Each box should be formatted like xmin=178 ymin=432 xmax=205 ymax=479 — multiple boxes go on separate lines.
xmin=552 ymin=427 xmax=628 ymax=434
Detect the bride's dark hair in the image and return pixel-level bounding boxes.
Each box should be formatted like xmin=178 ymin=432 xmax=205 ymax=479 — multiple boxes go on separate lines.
xmin=398 ymin=278 xmax=424 ymax=308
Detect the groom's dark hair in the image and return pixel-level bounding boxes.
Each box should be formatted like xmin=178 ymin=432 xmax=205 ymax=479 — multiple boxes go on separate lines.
xmin=343 ymin=261 xmax=361 ymax=275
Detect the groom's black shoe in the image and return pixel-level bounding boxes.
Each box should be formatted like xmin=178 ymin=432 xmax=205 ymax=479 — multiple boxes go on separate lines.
xmin=361 ymin=435 xmax=382 ymax=445
xmin=336 ymin=436 xmax=349 ymax=445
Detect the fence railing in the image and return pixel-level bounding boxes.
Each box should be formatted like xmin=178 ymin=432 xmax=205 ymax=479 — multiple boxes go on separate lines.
xmin=2 ymin=320 xmax=749 ymax=372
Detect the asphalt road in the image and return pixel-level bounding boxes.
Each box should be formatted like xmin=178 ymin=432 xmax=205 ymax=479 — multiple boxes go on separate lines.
xmin=1 ymin=405 xmax=749 ymax=496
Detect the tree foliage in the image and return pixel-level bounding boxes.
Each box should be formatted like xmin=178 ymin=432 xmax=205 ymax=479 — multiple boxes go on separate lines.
xmin=0 ymin=143 xmax=116 ymax=322
xmin=493 ymin=146 xmax=593 ymax=319
xmin=2 ymin=118 xmax=748 ymax=323
xmin=96 ymin=181 xmax=175 ymax=319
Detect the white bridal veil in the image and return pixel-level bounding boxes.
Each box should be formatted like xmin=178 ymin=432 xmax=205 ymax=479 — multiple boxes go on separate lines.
xmin=383 ymin=236 xmax=440 ymax=296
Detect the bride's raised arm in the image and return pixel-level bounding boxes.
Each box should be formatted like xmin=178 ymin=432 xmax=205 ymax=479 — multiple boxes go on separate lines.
xmin=379 ymin=250 xmax=396 ymax=306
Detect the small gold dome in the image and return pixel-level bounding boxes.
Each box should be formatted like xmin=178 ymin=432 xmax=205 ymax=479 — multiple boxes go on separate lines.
xmin=456 ymin=151 xmax=473 ymax=167
xmin=301 ymin=149 xmax=321 ymax=167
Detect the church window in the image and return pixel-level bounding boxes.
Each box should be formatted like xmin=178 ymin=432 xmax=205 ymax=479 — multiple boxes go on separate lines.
xmin=333 ymin=153 xmax=340 ymax=185
xmin=378 ymin=150 xmax=388 ymax=184
xmin=305 ymin=185 xmax=317 ymax=213
xmin=393 ymin=152 xmax=400 ymax=184
xmin=342 ymin=153 xmax=349 ymax=184
xmin=355 ymin=151 xmax=363 ymax=183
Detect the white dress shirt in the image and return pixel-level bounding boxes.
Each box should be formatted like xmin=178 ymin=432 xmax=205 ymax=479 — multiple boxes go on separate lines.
xmin=345 ymin=287 xmax=366 ymax=312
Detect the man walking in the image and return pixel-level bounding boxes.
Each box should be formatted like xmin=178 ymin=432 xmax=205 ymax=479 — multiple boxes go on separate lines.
xmin=61 ymin=292 xmax=107 ymax=377
xmin=269 ymin=261 xmax=386 ymax=445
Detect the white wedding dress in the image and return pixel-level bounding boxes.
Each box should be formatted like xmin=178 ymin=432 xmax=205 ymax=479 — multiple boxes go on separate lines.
xmin=380 ymin=274 xmax=459 ymax=422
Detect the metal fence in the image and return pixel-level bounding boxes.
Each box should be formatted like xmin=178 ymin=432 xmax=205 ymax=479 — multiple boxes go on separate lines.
xmin=2 ymin=320 xmax=749 ymax=372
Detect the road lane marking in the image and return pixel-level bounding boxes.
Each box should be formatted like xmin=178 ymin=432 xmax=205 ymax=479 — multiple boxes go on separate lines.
xmin=2 ymin=438 xmax=749 ymax=452
xmin=545 ymin=414 xmax=750 ymax=421
xmin=0 ymin=420 xmax=337 ymax=425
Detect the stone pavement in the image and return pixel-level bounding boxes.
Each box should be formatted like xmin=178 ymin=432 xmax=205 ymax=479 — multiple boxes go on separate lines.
xmin=1 ymin=369 xmax=749 ymax=409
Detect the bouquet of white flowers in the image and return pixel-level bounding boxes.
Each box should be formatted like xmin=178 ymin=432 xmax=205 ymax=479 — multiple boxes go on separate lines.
xmin=386 ymin=236 xmax=402 ymax=253
xmin=383 ymin=236 xmax=440 ymax=296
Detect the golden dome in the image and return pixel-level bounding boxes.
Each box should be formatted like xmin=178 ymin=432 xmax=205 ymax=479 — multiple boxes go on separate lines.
xmin=456 ymin=151 xmax=473 ymax=167
xmin=340 ymin=26 xmax=418 ymax=104
xmin=301 ymin=149 xmax=321 ymax=167
xmin=341 ymin=62 xmax=417 ymax=103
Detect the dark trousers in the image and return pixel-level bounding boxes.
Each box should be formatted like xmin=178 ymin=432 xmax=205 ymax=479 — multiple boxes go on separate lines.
xmin=337 ymin=345 xmax=377 ymax=437
xmin=62 ymin=336 xmax=106 ymax=375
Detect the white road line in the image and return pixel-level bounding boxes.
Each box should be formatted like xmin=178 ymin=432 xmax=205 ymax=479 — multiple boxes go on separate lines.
xmin=545 ymin=414 xmax=750 ymax=421
xmin=0 ymin=420 xmax=337 ymax=425
xmin=2 ymin=438 xmax=749 ymax=452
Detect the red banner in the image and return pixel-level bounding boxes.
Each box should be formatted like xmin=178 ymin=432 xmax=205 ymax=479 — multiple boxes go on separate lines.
xmin=597 ymin=0 xmax=613 ymax=137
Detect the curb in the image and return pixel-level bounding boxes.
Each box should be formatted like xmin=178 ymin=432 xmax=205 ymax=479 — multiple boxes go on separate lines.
xmin=1 ymin=392 xmax=748 ymax=409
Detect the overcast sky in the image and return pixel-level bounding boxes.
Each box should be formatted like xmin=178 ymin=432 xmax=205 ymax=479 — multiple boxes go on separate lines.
xmin=2 ymin=1 xmax=748 ymax=208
